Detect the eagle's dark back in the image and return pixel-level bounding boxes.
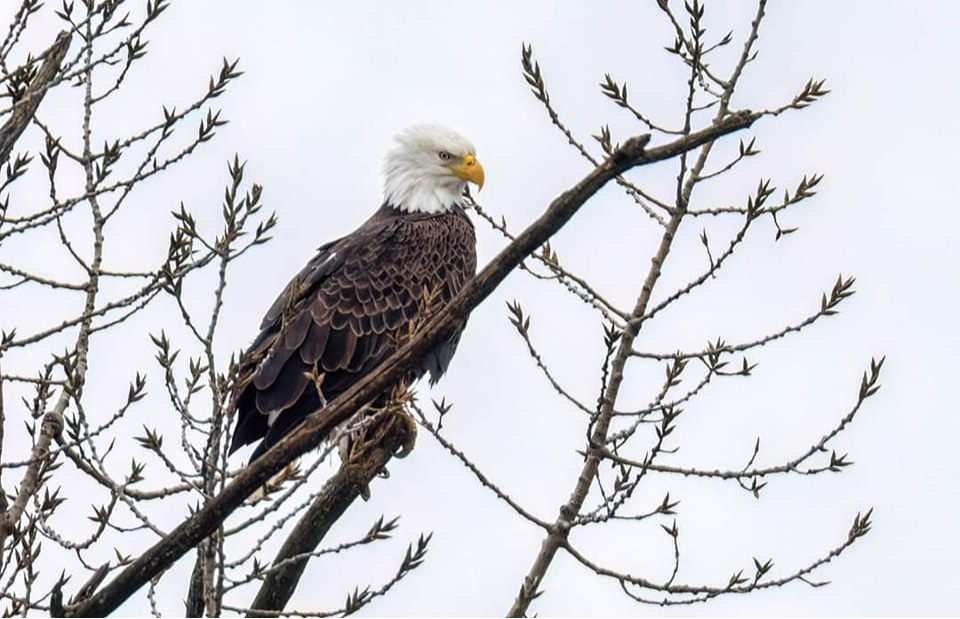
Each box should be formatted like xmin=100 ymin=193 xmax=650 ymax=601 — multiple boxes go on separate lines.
xmin=229 ymin=203 xmax=477 ymax=461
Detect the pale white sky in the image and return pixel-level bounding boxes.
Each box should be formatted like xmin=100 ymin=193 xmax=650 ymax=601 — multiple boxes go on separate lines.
xmin=3 ymin=1 xmax=959 ymax=616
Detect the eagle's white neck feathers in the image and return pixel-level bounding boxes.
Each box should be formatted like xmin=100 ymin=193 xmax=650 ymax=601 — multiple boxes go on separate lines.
xmin=383 ymin=124 xmax=477 ymax=214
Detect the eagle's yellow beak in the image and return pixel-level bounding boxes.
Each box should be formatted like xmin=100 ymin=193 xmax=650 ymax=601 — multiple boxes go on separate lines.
xmin=450 ymin=154 xmax=485 ymax=190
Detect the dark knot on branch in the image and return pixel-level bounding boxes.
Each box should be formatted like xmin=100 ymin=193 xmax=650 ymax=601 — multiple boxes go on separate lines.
xmin=612 ymin=134 xmax=652 ymax=164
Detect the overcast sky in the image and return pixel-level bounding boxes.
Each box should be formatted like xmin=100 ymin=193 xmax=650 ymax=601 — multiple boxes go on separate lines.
xmin=3 ymin=1 xmax=959 ymax=617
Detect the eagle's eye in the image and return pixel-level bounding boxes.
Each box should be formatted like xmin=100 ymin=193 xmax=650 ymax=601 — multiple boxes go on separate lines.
xmin=438 ymin=151 xmax=451 ymax=161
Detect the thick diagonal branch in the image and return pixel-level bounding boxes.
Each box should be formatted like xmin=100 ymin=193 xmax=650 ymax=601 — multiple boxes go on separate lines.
xmin=64 ymin=111 xmax=759 ymax=618
xmin=0 ymin=30 xmax=70 ymax=166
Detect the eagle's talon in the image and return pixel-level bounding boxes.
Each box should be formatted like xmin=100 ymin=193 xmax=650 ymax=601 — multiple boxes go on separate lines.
xmin=338 ymin=434 xmax=351 ymax=463
xmin=393 ymin=409 xmax=418 ymax=459
xmin=359 ymin=483 xmax=371 ymax=501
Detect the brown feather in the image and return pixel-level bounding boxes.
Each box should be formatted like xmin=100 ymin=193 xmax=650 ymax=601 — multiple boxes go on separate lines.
xmin=320 ymin=327 xmax=357 ymax=372
xmin=299 ymin=321 xmax=330 ymax=364
xmin=330 ymin=311 xmax=351 ymax=331
xmin=253 ymin=344 xmax=296 ymax=390
xmin=283 ymin=311 xmax=312 ymax=349
xmin=256 ymin=355 xmax=309 ymax=413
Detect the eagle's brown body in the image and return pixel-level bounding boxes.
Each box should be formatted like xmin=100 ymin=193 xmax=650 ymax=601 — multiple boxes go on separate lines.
xmin=229 ymin=203 xmax=477 ymax=461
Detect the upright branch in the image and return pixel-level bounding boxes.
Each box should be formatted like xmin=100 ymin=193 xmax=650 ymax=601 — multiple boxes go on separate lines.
xmin=494 ymin=1 xmax=875 ymax=615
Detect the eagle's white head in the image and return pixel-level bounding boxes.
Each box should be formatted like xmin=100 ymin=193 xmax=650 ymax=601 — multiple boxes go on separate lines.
xmin=383 ymin=124 xmax=485 ymax=214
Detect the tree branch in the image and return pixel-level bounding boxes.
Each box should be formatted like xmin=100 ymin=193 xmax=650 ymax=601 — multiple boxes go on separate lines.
xmin=0 ymin=31 xmax=70 ymax=166
xmin=246 ymin=412 xmax=409 ymax=615
xmin=411 ymin=403 xmax=550 ymax=529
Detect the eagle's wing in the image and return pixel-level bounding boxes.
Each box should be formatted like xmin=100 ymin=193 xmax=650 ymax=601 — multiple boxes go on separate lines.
xmin=229 ymin=209 xmax=475 ymax=460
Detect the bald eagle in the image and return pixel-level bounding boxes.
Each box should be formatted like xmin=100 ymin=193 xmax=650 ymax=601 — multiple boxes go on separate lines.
xmin=229 ymin=125 xmax=483 ymax=462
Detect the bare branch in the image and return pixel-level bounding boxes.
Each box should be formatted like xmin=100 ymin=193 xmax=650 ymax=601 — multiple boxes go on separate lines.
xmin=412 ymin=403 xmax=550 ymax=529
xmin=561 ymin=506 xmax=871 ymax=605
xmin=601 ymin=357 xmax=882 ymax=488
